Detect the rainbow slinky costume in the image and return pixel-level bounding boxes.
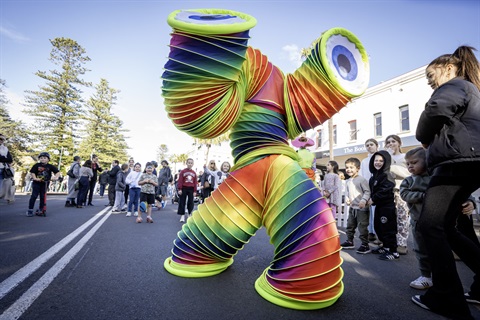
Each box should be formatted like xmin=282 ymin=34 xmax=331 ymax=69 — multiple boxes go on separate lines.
xmin=162 ymin=9 xmax=369 ymax=310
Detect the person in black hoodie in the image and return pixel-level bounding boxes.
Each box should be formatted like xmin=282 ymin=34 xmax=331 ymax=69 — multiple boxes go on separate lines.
xmin=107 ymin=160 xmax=120 ymax=206
xmin=367 ymin=150 xmax=398 ymax=261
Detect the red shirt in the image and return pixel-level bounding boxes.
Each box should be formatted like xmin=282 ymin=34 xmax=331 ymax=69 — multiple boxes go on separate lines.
xmin=177 ymin=168 xmax=197 ymax=192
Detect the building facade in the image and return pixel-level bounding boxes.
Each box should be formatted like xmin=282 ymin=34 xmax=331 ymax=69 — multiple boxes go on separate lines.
xmin=310 ymin=65 xmax=432 ymax=169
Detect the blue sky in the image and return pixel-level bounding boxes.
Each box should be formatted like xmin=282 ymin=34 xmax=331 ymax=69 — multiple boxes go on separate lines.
xmin=1 ymin=0 xmax=479 ymax=165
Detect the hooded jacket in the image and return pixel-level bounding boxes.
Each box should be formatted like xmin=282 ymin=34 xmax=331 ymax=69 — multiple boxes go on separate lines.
xmin=416 ymin=78 xmax=480 ymax=170
xmin=369 ymin=150 xmax=395 ymax=206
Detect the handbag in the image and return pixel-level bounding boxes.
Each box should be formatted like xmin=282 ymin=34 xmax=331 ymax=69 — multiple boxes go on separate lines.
xmin=74 ymin=180 xmax=80 ymax=191
xmin=3 ymin=164 xmax=14 ymax=178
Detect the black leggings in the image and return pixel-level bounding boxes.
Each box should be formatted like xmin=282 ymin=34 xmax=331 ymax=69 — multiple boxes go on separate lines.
xmin=29 ymin=181 xmax=47 ymax=210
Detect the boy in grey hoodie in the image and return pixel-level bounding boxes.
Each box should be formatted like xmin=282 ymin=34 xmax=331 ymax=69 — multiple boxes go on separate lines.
xmin=112 ymin=164 xmax=129 ymax=213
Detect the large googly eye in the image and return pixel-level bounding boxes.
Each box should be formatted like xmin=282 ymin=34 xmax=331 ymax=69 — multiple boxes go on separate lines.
xmin=167 ymin=9 xmax=257 ymax=34
xmin=319 ymin=28 xmax=370 ymax=97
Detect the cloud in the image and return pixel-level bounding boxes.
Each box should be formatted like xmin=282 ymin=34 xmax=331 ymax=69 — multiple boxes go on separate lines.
xmin=280 ymin=44 xmax=303 ymax=69
xmin=0 ymin=26 xmax=30 ymax=43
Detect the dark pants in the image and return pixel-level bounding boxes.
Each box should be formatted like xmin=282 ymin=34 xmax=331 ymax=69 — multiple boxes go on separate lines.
xmin=99 ymin=184 xmax=106 ymax=197
xmin=29 ymin=181 xmax=47 ymax=210
xmin=124 ymin=185 xmax=130 ymax=204
xmin=108 ymin=184 xmax=116 ymax=206
xmin=177 ymin=186 xmax=194 ymax=215
xmin=417 ymin=163 xmax=480 ymax=320
xmin=202 ymin=187 xmax=213 ymax=200
xmin=77 ymin=176 xmax=90 ymax=206
xmin=374 ymin=203 xmax=397 ymax=252
xmin=346 ymin=207 xmax=369 ymax=245
xmin=86 ymin=178 xmax=97 ymax=204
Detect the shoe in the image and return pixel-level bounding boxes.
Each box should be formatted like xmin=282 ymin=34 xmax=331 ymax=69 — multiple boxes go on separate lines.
xmin=340 ymin=240 xmax=354 ymax=249
xmin=65 ymin=201 xmax=72 ymax=207
xmin=356 ymin=244 xmax=371 ymax=254
xmin=465 ymin=293 xmax=480 ymax=304
xmin=120 ymin=209 xmax=127 ymax=212
xmin=26 ymin=210 xmax=34 ymax=217
xmin=411 ymin=295 xmax=430 ymax=310
xmin=378 ymin=251 xmax=399 ymax=261
xmin=161 ymin=201 xmax=166 ymax=209
xmin=136 ymin=217 xmax=143 ymax=223
xmin=147 ymin=216 xmax=154 ymax=223
xmin=410 ymin=276 xmax=433 ymax=290
xmin=368 ymin=233 xmax=377 ymax=242
xmin=397 ymin=246 xmax=408 ymax=255
xmin=88 ymin=203 xmax=94 ymax=206
xmin=126 ymin=212 xmax=132 ymax=217
xmin=371 ymin=247 xmax=387 ymax=254
xmin=111 ymin=210 xmax=121 ymax=214
xmin=76 ymin=205 xmax=83 ymax=208
xmin=134 ymin=212 xmax=138 ymax=217
xmin=180 ymin=215 xmax=185 ymax=223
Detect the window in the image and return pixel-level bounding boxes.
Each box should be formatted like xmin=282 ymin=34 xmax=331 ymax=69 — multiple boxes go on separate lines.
xmin=399 ymin=105 xmax=410 ymax=132
xmin=333 ymin=125 xmax=337 ymax=145
xmin=317 ymin=129 xmax=322 ymax=147
xmin=348 ymin=120 xmax=357 ymax=141
xmin=374 ymin=113 xmax=382 ymax=137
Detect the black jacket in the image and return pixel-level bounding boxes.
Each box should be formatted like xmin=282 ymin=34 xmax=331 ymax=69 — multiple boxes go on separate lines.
xmin=108 ymin=165 xmax=120 ymax=185
xmin=416 ymin=78 xmax=480 ymax=170
xmin=369 ymin=150 xmax=395 ymax=206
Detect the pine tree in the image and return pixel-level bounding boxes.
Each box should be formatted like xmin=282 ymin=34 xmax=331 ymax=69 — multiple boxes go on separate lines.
xmin=23 ymin=37 xmax=91 ymax=167
xmin=78 ymin=79 xmax=129 ymax=168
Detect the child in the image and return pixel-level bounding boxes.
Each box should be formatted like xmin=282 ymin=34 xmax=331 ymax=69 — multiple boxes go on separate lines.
xmin=177 ymin=158 xmax=197 ymax=223
xmin=76 ymin=160 xmax=93 ymax=208
xmin=367 ymin=150 xmax=398 ymax=260
xmin=400 ymin=147 xmax=432 ymax=288
xmin=360 ymin=138 xmax=379 ymax=243
xmin=125 ymin=162 xmax=142 ymax=217
xmin=341 ymin=158 xmax=371 ymax=254
xmin=26 ymin=152 xmax=60 ymax=217
xmin=137 ymin=163 xmax=158 ymax=223
xmin=400 ymin=147 xmax=478 ymax=289
xmin=323 ymin=160 xmax=342 ymax=219
xmin=112 ymin=163 xmax=129 ymax=214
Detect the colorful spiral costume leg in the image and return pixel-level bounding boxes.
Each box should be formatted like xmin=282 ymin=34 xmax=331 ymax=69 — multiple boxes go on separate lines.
xmin=161 ymin=9 xmax=369 ymax=310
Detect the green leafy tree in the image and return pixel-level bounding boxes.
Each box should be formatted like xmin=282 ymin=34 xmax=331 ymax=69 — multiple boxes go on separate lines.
xmin=23 ymin=37 xmax=91 ymax=167
xmin=169 ymin=153 xmax=189 ymax=172
xmin=193 ymin=132 xmax=230 ymax=165
xmin=0 ymin=79 xmax=31 ymax=168
xmin=78 ymin=79 xmax=129 ymax=168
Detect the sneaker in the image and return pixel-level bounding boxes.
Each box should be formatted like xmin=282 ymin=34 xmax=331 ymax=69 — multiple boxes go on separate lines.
xmin=340 ymin=240 xmax=355 ymax=249
xmin=26 ymin=210 xmax=34 ymax=217
xmin=397 ymin=246 xmax=408 ymax=255
xmin=465 ymin=293 xmax=480 ymax=304
xmin=411 ymin=295 xmax=430 ymax=310
xmin=126 ymin=212 xmax=132 ymax=217
xmin=134 ymin=212 xmax=138 ymax=217
xmin=368 ymin=233 xmax=377 ymax=242
xmin=378 ymin=251 xmax=400 ymax=261
xmin=371 ymin=247 xmax=387 ymax=254
xmin=410 ymin=276 xmax=433 ymax=290
xmin=356 ymin=244 xmax=371 ymax=254
xmin=161 ymin=201 xmax=166 ymax=209
xmin=180 ymin=215 xmax=185 ymax=223
xmin=111 ymin=210 xmax=121 ymax=214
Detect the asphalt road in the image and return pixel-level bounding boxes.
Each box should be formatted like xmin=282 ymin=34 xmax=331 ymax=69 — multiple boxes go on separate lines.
xmin=1 ymin=194 xmax=479 ymax=320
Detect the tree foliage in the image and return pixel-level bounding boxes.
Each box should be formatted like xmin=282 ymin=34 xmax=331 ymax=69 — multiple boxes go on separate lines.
xmin=156 ymin=144 xmax=168 ymax=163
xmin=193 ymin=132 xmax=230 ymax=164
xmin=78 ymin=78 xmax=129 ymax=168
xmin=22 ymin=37 xmax=91 ymax=168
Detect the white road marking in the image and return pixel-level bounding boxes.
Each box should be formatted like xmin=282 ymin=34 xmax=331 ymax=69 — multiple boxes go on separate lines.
xmin=0 ymin=210 xmax=112 ymax=320
xmin=0 ymin=207 xmax=109 ymax=300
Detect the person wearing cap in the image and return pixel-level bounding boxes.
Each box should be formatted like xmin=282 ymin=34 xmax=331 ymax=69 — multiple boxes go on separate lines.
xmin=26 ymin=152 xmax=60 ymax=216
xmin=292 ymin=135 xmax=316 ymax=181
